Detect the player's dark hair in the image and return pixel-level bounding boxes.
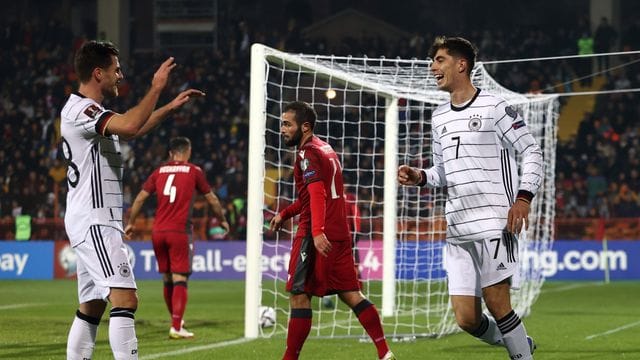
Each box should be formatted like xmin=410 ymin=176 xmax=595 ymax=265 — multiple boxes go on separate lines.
xmin=169 ymin=137 xmax=191 ymax=153
xmin=284 ymin=101 xmax=317 ymax=129
xmin=429 ymin=36 xmax=477 ymax=76
xmin=74 ymin=40 xmax=120 ymax=83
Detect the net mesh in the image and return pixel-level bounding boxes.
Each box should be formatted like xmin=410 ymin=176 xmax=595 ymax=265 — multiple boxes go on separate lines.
xmin=255 ymin=48 xmax=558 ymax=339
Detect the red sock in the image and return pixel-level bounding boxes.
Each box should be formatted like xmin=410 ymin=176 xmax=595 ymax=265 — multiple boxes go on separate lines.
xmin=355 ymin=301 xmax=389 ymax=359
xmin=171 ymin=282 xmax=188 ymax=330
xmin=163 ymin=282 xmax=173 ymax=315
xmin=283 ymin=309 xmax=312 ymax=360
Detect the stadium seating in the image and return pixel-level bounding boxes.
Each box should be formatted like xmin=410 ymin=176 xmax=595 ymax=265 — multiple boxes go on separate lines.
xmin=1 ymin=12 xmax=639 ymax=241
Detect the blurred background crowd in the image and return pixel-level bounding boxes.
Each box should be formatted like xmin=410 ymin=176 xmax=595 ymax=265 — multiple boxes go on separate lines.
xmin=1 ymin=0 xmax=639 ymax=240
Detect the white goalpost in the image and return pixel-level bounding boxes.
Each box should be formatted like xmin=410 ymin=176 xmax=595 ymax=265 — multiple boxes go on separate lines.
xmin=245 ymin=43 xmax=559 ymax=339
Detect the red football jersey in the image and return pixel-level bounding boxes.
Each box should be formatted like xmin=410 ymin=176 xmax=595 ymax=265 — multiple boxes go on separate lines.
xmin=344 ymin=192 xmax=361 ymax=234
xmin=294 ymin=136 xmax=350 ymax=242
xmin=142 ymin=160 xmax=211 ymax=232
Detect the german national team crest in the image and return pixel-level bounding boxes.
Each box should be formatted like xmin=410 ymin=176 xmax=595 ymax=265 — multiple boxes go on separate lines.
xmin=468 ymin=114 xmax=482 ymax=131
xmin=118 ymin=262 xmax=132 ymax=277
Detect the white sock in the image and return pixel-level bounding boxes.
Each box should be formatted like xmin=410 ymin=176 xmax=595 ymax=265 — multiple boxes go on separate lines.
xmin=109 ymin=308 xmax=138 ymax=360
xmin=67 ymin=310 xmax=100 ymax=360
xmin=471 ymin=313 xmax=504 ymax=346
xmin=497 ymin=310 xmax=533 ymax=360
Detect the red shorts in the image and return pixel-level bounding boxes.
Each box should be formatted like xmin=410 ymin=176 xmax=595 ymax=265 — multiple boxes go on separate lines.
xmin=286 ymin=233 xmax=360 ymax=297
xmin=152 ymin=230 xmax=193 ymax=274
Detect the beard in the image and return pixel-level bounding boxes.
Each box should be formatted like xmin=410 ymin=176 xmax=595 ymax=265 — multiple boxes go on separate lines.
xmin=102 ymin=83 xmax=119 ymax=99
xmin=284 ymin=128 xmax=303 ymax=147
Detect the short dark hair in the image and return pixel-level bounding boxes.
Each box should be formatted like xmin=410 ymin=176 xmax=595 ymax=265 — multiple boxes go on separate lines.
xmin=283 ymin=101 xmax=317 ymax=129
xmin=429 ymin=36 xmax=477 ymax=76
xmin=74 ymin=40 xmax=120 ymax=83
xmin=169 ymin=137 xmax=191 ymax=153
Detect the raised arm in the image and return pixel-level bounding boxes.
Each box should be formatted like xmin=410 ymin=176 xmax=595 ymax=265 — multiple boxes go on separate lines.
xmin=104 ymin=58 xmax=205 ymax=140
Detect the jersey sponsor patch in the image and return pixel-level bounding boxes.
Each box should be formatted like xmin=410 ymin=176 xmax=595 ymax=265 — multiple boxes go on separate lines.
xmin=512 ymin=120 xmax=526 ymax=130
xmin=83 ymin=104 xmax=101 ymax=119
xmin=303 ymin=169 xmax=316 ymax=179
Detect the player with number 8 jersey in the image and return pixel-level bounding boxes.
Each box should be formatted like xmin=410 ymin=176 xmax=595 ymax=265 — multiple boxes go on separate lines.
xmin=61 ymin=40 xmax=205 ymax=360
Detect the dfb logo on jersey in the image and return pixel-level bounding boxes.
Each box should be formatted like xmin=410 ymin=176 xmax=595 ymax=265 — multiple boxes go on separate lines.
xmin=468 ymin=114 xmax=482 ymax=131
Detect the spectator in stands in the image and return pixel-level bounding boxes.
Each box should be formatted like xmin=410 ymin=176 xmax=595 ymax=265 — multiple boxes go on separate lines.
xmin=577 ymin=30 xmax=594 ymax=86
xmin=594 ymin=17 xmax=617 ymax=71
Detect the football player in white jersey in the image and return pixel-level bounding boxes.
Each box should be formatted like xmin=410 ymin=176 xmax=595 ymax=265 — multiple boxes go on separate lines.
xmin=398 ymin=37 xmax=542 ymax=359
xmin=61 ymin=40 xmax=204 ymax=360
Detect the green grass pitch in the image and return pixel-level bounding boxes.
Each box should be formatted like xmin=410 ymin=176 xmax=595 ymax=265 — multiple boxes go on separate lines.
xmin=0 ymin=280 xmax=638 ymax=359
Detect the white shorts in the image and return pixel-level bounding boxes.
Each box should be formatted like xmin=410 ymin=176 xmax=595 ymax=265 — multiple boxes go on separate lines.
xmin=73 ymin=225 xmax=137 ymax=303
xmin=444 ymin=231 xmax=519 ymax=297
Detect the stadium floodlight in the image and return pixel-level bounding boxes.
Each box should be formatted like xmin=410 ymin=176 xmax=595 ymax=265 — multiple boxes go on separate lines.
xmin=245 ymin=43 xmax=558 ymax=340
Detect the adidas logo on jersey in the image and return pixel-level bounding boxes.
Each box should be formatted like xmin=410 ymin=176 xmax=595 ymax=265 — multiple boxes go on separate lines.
xmin=496 ymin=262 xmax=507 ymax=271
xmin=441 ymin=126 xmax=448 ymax=135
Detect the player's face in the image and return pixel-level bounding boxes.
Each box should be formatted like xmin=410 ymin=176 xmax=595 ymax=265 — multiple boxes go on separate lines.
xmin=100 ymin=55 xmax=123 ymax=99
xmin=431 ymin=48 xmax=460 ymax=92
xmin=281 ymin=111 xmax=303 ymax=147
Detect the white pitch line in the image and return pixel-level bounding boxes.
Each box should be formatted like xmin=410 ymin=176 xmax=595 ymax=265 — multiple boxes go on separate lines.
xmin=585 ymin=320 xmax=640 ymax=340
xmin=139 ymin=337 xmax=254 ymax=359
xmin=541 ymin=282 xmax=602 ymax=294
xmin=0 ymin=303 xmax=44 ymax=310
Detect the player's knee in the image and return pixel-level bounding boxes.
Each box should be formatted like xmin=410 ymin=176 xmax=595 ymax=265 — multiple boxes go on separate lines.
xmin=289 ymin=293 xmax=311 ymax=308
xmin=455 ymin=314 xmax=481 ymax=333
xmin=338 ymin=290 xmax=366 ymax=308
xmin=109 ymin=289 xmax=139 ymax=310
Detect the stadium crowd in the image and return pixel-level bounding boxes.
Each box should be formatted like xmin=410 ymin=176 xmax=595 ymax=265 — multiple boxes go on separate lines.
xmin=1 ymin=12 xmax=639 ymax=240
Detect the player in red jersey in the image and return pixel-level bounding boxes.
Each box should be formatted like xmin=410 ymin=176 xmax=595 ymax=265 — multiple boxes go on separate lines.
xmin=269 ymin=101 xmax=395 ymax=360
xmin=322 ymin=191 xmax=362 ymax=308
xmin=345 ymin=191 xmax=363 ymax=286
xmin=125 ymin=137 xmax=228 ymax=339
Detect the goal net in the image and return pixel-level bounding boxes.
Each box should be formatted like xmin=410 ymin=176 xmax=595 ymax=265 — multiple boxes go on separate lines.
xmin=245 ymin=44 xmax=558 ymax=339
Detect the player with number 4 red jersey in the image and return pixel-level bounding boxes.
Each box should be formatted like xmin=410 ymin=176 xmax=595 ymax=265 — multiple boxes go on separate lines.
xmin=125 ymin=137 xmax=228 ymax=339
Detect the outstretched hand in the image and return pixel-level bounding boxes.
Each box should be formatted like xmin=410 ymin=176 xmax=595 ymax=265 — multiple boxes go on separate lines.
xmin=168 ymin=89 xmax=206 ymax=111
xmin=151 ymin=57 xmax=178 ymax=91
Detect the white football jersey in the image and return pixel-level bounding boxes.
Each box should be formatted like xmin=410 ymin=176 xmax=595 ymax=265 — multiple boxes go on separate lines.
xmin=422 ymin=89 xmax=543 ymax=244
xmin=60 ymin=93 xmax=124 ymax=246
